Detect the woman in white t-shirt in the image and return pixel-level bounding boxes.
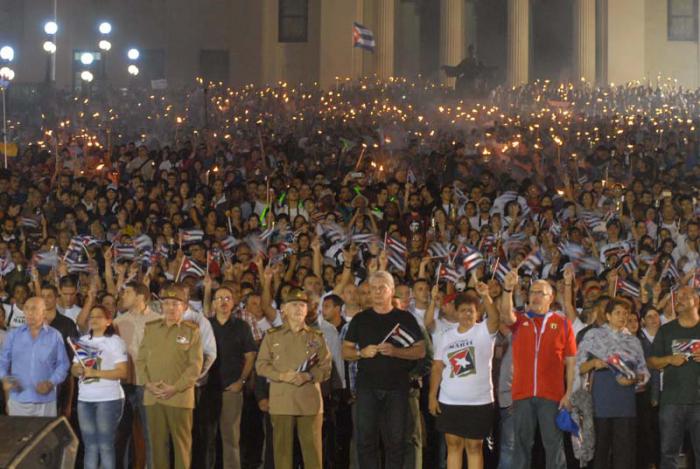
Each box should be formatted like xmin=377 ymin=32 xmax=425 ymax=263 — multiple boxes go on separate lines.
xmin=70 ymin=305 xmax=128 ymax=469
xmin=428 ymin=283 xmax=500 ymax=469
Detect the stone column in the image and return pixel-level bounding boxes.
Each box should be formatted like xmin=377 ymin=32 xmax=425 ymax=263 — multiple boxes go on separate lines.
xmin=574 ymin=0 xmax=596 ymax=84
xmin=440 ymin=0 xmax=465 ymax=87
xmin=352 ymin=0 xmax=365 ymax=79
xmin=507 ymin=0 xmax=529 ymax=87
xmin=376 ymin=0 xmax=395 ymax=80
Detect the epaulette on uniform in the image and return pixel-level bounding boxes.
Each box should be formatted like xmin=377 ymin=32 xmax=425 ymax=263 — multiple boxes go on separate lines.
xmin=267 ymin=326 xmax=283 ymax=334
xmin=182 ymin=321 xmax=199 ymax=330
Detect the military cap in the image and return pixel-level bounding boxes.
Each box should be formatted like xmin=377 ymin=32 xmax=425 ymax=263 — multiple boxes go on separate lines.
xmin=282 ymin=288 xmax=309 ymax=304
xmin=160 ymin=284 xmax=188 ymax=304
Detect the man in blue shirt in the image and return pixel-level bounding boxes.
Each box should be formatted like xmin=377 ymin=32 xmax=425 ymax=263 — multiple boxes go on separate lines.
xmin=0 ymin=296 xmax=69 ymax=417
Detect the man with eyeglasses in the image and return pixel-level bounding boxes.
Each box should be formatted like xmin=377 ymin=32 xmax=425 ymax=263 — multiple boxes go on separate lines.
xmin=204 ymin=286 xmax=257 ymax=469
xmin=500 ymin=271 xmax=577 ymax=469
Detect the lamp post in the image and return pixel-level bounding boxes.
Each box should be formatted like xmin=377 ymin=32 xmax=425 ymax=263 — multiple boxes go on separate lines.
xmin=44 ymin=21 xmax=58 ymax=82
xmin=127 ymin=49 xmax=140 ymax=87
xmin=98 ymin=22 xmax=111 ymax=81
xmin=0 ymin=65 xmax=15 ymax=169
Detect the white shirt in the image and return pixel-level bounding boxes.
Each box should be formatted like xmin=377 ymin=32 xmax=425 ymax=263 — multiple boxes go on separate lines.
xmin=74 ymin=334 xmax=128 ymax=402
xmin=435 ymin=321 xmax=497 ymax=406
xmin=431 ymin=315 xmax=459 ymax=345
xmin=183 ymin=307 xmax=217 ymax=378
xmin=3 ymin=303 xmax=25 ymax=329
xmin=408 ymin=305 xmax=428 ymax=327
xmin=318 ymin=317 xmax=346 ymax=389
xmin=58 ymin=305 xmax=81 ymax=323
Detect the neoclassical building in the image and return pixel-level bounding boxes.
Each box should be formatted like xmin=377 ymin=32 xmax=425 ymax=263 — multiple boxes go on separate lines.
xmin=1 ymin=0 xmax=699 ymax=90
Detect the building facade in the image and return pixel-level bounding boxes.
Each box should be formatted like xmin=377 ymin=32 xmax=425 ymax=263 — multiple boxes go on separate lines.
xmin=0 ymin=0 xmax=699 ymax=90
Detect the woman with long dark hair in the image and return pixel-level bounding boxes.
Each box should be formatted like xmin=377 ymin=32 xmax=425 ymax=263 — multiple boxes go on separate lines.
xmin=71 ymin=305 xmax=128 ymax=469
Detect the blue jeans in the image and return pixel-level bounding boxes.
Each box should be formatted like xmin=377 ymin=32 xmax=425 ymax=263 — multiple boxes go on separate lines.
xmin=498 ymin=406 xmax=515 ymax=469
xmin=512 ymin=397 xmax=566 ymax=469
xmin=659 ymin=404 xmax=700 ymax=469
xmin=78 ymin=399 xmax=124 ymax=469
xmin=355 ymin=387 xmax=409 ymax=469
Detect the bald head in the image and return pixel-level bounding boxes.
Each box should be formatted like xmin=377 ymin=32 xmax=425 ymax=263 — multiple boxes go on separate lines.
xmin=23 ymin=297 xmax=47 ymax=329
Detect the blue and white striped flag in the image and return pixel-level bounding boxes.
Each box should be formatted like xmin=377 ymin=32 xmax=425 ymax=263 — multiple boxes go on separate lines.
xmin=352 ymin=22 xmax=375 ymax=52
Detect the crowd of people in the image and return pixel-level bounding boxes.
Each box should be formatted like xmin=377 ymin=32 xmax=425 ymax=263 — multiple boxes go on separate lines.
xmin=0 ymin=74 xmax=698 ymax=469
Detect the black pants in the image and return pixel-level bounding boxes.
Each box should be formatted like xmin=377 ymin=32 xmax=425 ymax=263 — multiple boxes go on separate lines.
xmin=334 ymin=395 xmax=353 ymax=469
xmin=192 ymin=386 xmax=220 ymax=469
xmin=322 ymin=394 xmax=338 ymax=469
xmin=241 ymin=389 xmax=265 ymax=469
xmin=593 ymin=417 xmax=636 ymax=469
xmin=636 ymin=394 xmax=659 ymax=469
xmin=355 ymin=387 xmax=408 ymax=469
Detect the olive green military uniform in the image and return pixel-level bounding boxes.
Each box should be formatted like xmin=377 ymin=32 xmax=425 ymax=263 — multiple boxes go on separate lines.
xmin=136 ymin=318 xmax=203 ymax=469
xmin=256 ymin=323 xmax=332 ymax=469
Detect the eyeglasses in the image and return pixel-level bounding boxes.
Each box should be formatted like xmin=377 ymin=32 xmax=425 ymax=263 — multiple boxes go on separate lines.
xmin=529 ymin=290 xmax=548 ymax=296
xmin=214 ymin=296 xmax=232 ymax=302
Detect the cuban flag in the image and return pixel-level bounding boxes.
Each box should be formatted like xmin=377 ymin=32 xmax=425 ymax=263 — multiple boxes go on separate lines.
xmin=179 ymin=229 xmax=204 ymax=245
xmin=352 ymin=22 xmax=375 ymax=52
xmin=460 ymin=249 xmax=484 ymax=273
xmin=385 ymin=236 xmax=407 ymax=256
xmin=493 ymin=259 xmax=511 ymax=285
xmin=296 ymin=352 xmax=320 ymax=373
xmin=616 ymin=278 xmax=640 ymax=298
xmin=133 ymin=234 xmax=153 ymax=252
xmin=606 ymin=353 xmax=636 ymax=381
xmin=66 ymin=259 xmax=90 ymax=273
xmin=520 ymin=249 xmax=543 ymax=274
xmin=437 ymin=264 xmax=462 ymax=284
xmin=381 ymin=323 xmax=416 ymax=348
xmin=621 ymin=255 xmax=638 ymax=275
xmin=67 ymin=337 xmax=101 ymax=383
xmin=181 ymin=257 xmax=206 ymax=279
xmin=219 ymin=236 xmax=240 ymax=252
xmin=19 ymin=217 xmax=40 ymax=230
xmin=428 ymin=242 xmax=452 ymax=259
xmin=351 ymin=233 xmax=378 ymax=245
xmin=113 ymin=244 xmax=137 ymax=261
xmin=0 ymin=255 xmax=15 ymax=276
xmin=672 ymin=339 xmax=700 ymax=358
xmin=34 ymin=249 xmax=59 ymax=268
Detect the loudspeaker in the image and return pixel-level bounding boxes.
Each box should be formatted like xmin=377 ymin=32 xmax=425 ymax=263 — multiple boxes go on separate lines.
xmin=0 ymin=416 xmax=78 ymax=469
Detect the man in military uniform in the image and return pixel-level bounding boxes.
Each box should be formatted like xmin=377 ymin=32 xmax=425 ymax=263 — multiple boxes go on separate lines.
xmin=256 ymin=288 xmax=332 ymax=469
xmin=136 ymin=285 xmax=203 ymax=469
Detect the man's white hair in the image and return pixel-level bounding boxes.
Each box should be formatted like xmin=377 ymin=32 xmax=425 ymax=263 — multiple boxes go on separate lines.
xmin=369 ymin=270 xmax=395 ymax=292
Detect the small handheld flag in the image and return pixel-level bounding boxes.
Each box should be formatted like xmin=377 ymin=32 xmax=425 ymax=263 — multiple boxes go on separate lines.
xmin=381 ymin=323 xmax=416 ymax=348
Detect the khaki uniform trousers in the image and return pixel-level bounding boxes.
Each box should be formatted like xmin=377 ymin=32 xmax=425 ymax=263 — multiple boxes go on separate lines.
xmin=270 ymin=413 xmax=323 ymax=469
xmin=146 ymin=403 xmax=193 ymax=469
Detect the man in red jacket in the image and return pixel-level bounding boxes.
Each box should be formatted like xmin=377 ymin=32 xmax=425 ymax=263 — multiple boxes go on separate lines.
xmin=500 ymin=270 xmax=576 ymax=469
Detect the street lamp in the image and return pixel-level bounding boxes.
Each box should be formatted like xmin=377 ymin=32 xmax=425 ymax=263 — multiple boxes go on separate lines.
xmin=80 ymin=70 xmax=94 ymax=82
xmin=44 ymin=21 xmax=58 ymax=35
xmin=127 ymin=48 xmax=140 ymax=61
xmin=0 ymin=67 xmax=15 ymax=82
xmin=98 ymin=40 xmax=111 ymax=51
xmin=43 ymin=41 xmax=56 ymax=53
xmin=80 ymin=52 xmax=94 ymax=65
xmin=98 ymin=22 xmax=112 ymax=35
xmin=0 ymin=66 xmax=14 ymax=169
xmin=127 ymin=64 xmax=139 ymax=76
xmin=0 ymin=46 xmax=14 ymax=62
